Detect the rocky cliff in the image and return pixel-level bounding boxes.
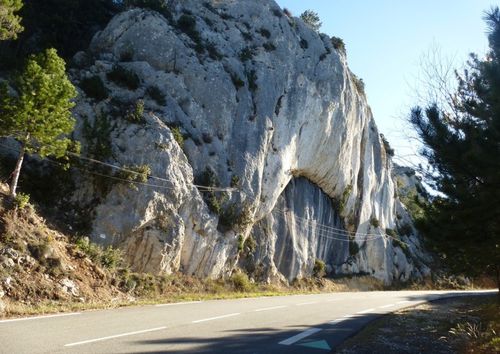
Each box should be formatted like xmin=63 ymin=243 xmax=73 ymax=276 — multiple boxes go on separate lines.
xmin=69 ymin=0 xmax=430 ymax=284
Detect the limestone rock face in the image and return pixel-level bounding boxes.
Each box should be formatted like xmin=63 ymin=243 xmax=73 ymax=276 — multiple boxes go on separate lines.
xmin=70 ymin=0 xmax=430 ymax=283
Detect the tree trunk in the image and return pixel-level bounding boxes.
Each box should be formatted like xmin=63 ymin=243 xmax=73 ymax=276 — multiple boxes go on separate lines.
xmin=9 ymin=143 xmax=25 ymax=198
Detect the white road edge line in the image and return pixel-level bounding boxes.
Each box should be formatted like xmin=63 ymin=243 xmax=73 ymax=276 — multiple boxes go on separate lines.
xmin=329 ymin=318 xmax=345 ymax=324
xmin=64 ymin=326 xmax=167 ymax=347
xmin=155 ymin=301 xmax=202 ymax=307
xmin=192 ymin=313 xmax=240 ymax=323
xmin=0 ymin=312 xmax=81 ymax=324
xmin=357 ymin=308 xmax=375 ymax=314
xmin=296 ymin=302 xmax=317 ymax=306
xmin=254 ymin=306 xmax=287 ymax=312
xmin=379 ymin=304 xmax=395 ymax=309
xmin=279 ymin=328 xmax=322 ymax=346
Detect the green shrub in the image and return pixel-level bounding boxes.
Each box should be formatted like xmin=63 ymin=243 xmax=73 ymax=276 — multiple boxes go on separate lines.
xmin=170 ymin=126 xmax=184 ymax=147
xmin=237 ymin=234 xmax=244 ymax=253
xmin=385 ymin=228 xmax=398 ymax=237
xmin=80 ymin=76 xmax=108 ymax=101
xmin=239 ymin=47 xmax=255 ymax=61
xmin=243 ymin=235 xmax=256 ymax=255
xmin=146 ymin=86 xmax=166 ymax=106
xmin=300 ymin=10 xmax=321 ymax=32
xmin=246 ymin=70 xmax=258 ymax=92
xmin=230 ymin=73 xmax=244 ymax=89
xmin=81 ymin=114 xmax=113 ymax=160
xmin=259 ymin=28 xmax=271 ymax=38
xmin=263 ymin=42 xmax=276 ymax=51
xmin=125 ymin=100 xmax=144 ymax=123
xmin=392 ymin=238 xmax=411 ymax=258
xmin=176 ymin=14 xmax=203 ymax=52
xmin=353 ymin=75 xmax=365 ymax=95
xmin=75 ymin=237 xmax=123 ymax=269
xmin=331 ymin=36 xmax=346 ymax=55
xmin=230 ymin=175 xmax=240 ymax=187
xmin=14 ymin=192 xmax=30 ymax=209
xmin=206 ymin=42 xmax=222 ymax=60
xmin=313 ymin=259 xmax=326 ymax=278
xmin=230 ymin=271 xmax=252 ymax=292
xmin=349 ymin=240 xmax=360 ymax=256
xmin=116 ymin=164 xmax=151 ymax=189
xmin=107 ymin=65 xmax=140 ymax=90
xmin=339 ymin=184 xmax=352 ymax=213
xmin=380 ymin=134 xmax=395 ymax=157
xmin=370 ymin=217 xmax=380 ymax=228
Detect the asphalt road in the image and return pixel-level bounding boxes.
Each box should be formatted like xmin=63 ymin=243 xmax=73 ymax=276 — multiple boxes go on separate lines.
xmin=0 ymin=290 xmax=495 ymax=353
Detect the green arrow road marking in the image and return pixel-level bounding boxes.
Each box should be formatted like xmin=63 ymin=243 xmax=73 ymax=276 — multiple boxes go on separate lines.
xmin=298 ymin=340 xmax=331 ymax=350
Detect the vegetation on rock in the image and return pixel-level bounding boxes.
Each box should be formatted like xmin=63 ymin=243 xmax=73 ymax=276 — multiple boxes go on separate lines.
xmin=0 ymin=48 xmax=77 ymax=197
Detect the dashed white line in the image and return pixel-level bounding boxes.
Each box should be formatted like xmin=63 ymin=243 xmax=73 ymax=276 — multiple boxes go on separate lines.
xmin=64 ymin=326 xmax=167 ymax=347
xmin=155 ymin=301 xmax=202 ymax=307
xmin=279 ymin=328 xmax=322 ymax=345
xmin=357 ymin=308 xmax=375 ymax=314
xmin=192 ymin=313 xmax=240 ymax=323
xmin=296 ymin=301 xmax=318 ymax=306
xmin=0 ymin=312 xmax=81 ymax=324
xmin=379 ymin=304 xmax=395 ymax=309
xmin=254 ymin=306 xmax=287 ymax=312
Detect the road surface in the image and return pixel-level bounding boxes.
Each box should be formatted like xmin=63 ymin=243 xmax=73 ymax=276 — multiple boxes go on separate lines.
xmin=0 ymin=290 xmax=495 ymax=353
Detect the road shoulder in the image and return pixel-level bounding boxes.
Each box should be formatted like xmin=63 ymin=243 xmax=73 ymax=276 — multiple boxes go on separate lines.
xmin=334 ymin=295 xmax=499 ymax=354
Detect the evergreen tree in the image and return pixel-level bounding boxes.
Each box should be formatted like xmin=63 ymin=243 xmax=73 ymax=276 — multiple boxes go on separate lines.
xmin=300 ymin=10 xmax=322 ymax=32
xmin=0 ymin=48 xmax=77 ymax=197
xmin=410 ymin=8 xmax=500 ymax=288
xmin=0 ymin=0 xmax=23 ymax=40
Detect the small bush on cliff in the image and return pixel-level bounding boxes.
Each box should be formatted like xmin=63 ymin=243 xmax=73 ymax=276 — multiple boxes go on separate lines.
xmin=313 ymin=259 xmax=326 ymax=278
xmin=124 ymin=100 xmax=144 ymax=123
xmin=107 ymin=65 xmax=140 ymax=90
xmin=116 ymin=164 xmax=151 ymax=189
xmin=176 ymin=14 xmax=203 ymax=53
xmin=300 ymin=10 xmax=321 ymax=32
xmin=80 ymin=76 xmax=109 ymax=101
xmin=331 ymin=36 xmax=346 ymax=55
xmin=170 ymin=126 xmax=184 ymax=147
xmin=75 ymin=237 xmax=123 ymax=269
xmin=146 ymin=86 xmax=166 ymax=106
xmin=349 ymin=240 xmax=360 ymax=256
xmin=370 ymin=217 xmax=380 ymax=228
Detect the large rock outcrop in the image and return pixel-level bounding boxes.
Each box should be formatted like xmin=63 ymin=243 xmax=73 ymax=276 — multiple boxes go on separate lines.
xmin=69 ymin=0 xmax=430 ymax=284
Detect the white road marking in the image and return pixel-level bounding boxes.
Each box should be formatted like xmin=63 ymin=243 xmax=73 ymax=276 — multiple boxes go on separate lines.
xmin=192 ymin=313 xmax=240 ymax=323
xmin=357 ymin=308 xmax=375 ymax=314
xmin=64 ymin=326 xmax=167 ymax=347
xmin=254 ymin=306 xmax=287 ymax=312
xmin=379 ymin=304 xmax=395 ymax=309
xmin=343 ymin=314 xmax=356 ymax=318
xmin=0 ymin=312 xmax=81 ymax=324
xmin=329 ymin=318 xmax=345 ymax=324
xmin=279 ymin=328 xmax=322 ymax=345
xmin=296 ymin=301 xmax=318 ymax=306
xmin=155 ymin=301 xmax=202 ymax=307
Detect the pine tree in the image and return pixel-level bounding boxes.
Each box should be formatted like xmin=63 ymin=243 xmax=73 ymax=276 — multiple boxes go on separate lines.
xmin=0 ymin=0 xmax=23 ymax=40
xmin=300 ymin=10 xmax=322 ymax=32
xmin=0 ymin=48 xmax=77 ymax=197
xmin=410 ymin=8 xmax=500 ymax=288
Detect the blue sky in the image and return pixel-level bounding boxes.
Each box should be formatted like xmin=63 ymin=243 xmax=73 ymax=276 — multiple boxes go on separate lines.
xmin=275 ymin=0 xmax=494 ymax=166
